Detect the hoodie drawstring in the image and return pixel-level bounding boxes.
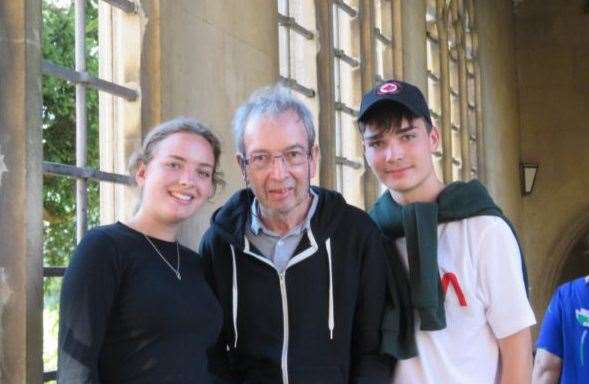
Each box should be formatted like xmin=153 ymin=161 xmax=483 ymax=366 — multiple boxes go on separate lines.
xmin=230 ymin=244 xmax=238 ymax=349
xmin=326 ymin=238 xmax=334 ymax=340
xmin=231 ymin=238 xmax=333 ymax=345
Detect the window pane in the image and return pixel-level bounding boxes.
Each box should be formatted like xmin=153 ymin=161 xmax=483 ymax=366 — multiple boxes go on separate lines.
xmin=277 ymin=0 xmax=319 ymax=148
xmin=332 ymin=1 xmax=362 ymax=207
xmin=452 ymin=127 xmax=462 ymax=168
xmin=426 ymin=0 xmax=437 ymax=22
xmin=450 ymin=92 xmax=461 ymax=127
xmin=427 ymin=77 xmax=441 ymax=117
xmin=278 ymin=26 xmax=290 ymax=78
xmin=426 ymin=38 xmax=440 ymax=77
xmin=43 ymin=276 xmax=62 ymax=377
xmin=452 ymin=161 xmax=462 ymax=181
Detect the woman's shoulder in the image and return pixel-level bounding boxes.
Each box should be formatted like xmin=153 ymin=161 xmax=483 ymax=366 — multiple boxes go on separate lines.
xmin=72 ymin=222 xmax=140 ymax=265
xmin=82 ymin=222 xmax=141 ymax=245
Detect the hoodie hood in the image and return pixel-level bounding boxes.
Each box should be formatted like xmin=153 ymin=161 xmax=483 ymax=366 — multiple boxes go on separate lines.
xmin=210 ymin=186 xmax=348 ymax=248
xmin=206 ymin=186 xmax=356 ymax=357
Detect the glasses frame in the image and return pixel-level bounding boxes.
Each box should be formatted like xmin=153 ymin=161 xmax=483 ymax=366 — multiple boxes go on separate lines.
xmin=241 ymin=148 xmax=312 ymax=170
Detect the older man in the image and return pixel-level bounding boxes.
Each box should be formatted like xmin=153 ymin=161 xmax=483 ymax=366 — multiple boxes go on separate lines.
xmin=200 ymin=85 xmax=399 ymax=384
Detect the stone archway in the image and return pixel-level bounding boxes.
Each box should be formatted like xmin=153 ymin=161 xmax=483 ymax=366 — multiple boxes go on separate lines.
xmin=539 ymin=209 xmax=589 ymax=315
xmin=558 ymin=233 xmax=589 ymax=285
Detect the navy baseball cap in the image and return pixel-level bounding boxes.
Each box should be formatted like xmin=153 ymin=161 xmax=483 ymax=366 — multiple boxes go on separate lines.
xmin=358 ymin=80 xmax=432 ymax=125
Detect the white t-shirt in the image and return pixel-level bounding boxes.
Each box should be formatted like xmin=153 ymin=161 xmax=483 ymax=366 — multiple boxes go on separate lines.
xmin=392 ymin=216 xmax=536 ymax=384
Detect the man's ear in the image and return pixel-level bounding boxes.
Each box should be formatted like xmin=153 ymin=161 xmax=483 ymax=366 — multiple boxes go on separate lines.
xmin=236 ymin=153 xmax=248 ymax=184
xmin=311 ymin=145 xmax=320 ymax=161
xmin=135 ymin=162 xmax=147 ymax=187
xmin=309 ymin=145 xmax=320 ymax=180
xmin=235 ymin=153 xmax=244 ymax=169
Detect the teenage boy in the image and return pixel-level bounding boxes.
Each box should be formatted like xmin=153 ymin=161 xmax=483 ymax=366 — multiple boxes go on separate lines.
xmin=357 ymin=80 xmax=536 ymax=384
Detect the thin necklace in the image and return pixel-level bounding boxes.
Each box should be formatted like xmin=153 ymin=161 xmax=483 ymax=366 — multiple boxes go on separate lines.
xmin=143 ymin=235 xmax=181 ymax=280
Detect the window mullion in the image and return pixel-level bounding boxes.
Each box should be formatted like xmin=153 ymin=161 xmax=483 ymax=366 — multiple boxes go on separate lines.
xmin=316 ymin=0 xmax=337 ymax=190
xmin=457 ymin=21 xmax=471 ymax=180
xmin=360 ymin=0 xmax=379 ymax=207
xmin=75 ymin=0 xmax=88 ymax=243
xmin=437 ymin=0 xmax=453 ymax=183
xmin=474 ymin=33 xmax=484 ymax=181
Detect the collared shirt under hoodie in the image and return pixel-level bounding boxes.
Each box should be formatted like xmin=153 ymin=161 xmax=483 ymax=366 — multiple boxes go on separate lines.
xmin=369 ymin=180 xmax=536 ymax=384
xmin=247 ymin=189 xmax=318 ymax=273
xmin=200 ymin=186 xmax=394 ymax=384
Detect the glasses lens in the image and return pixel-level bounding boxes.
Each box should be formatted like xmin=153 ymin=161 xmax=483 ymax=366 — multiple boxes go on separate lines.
xmin=286 ymin=150 xmax=306 ymax=166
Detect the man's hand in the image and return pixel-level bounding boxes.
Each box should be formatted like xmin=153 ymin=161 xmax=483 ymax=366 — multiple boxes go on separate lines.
xmin=532 ymin=348 xmax=562 ymax=384
xmin=498 ymin=328 xmax=533 ymax=384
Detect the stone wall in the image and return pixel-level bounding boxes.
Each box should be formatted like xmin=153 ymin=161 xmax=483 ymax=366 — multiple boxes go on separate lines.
xmin=141 ymin=0 xmax=279 ymax=248
xmin=515 ymin=0 xmax=589 ymax=321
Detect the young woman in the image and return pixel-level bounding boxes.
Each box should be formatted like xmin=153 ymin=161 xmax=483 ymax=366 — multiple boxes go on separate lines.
xmin=58 ymin=117 xmax=224 ymax=383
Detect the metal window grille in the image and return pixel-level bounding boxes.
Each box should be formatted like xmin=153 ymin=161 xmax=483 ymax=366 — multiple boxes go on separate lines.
xmin=277 ymin=0 xmax=401 ymax=207
xmin=463 ymin=0 xmax=484 ymax=180
xmin=425 ymin=0 xmax=482 ymax=183
xmin=277 ymin=0 xmax=317 ymax=98
xmin=332 ymin=0 xmax=363 ymax=204
xmin=373 ymin=0 xmax=398 ymax=82
xmin=41 ymin=0 xmax=138 ymax=381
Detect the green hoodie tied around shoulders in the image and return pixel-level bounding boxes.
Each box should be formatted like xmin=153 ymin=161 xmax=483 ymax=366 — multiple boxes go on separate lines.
xmin=369 ymin=180 xmax=529 ymax=357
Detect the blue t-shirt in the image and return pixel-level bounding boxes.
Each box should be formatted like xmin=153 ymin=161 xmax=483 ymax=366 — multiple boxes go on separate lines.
xmin=536 ymin=276 xmax=589 ymax=384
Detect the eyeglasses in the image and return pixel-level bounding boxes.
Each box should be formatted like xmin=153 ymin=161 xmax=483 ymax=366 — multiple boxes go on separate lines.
xmin=242 ymin=148 xmax=310 ymax=170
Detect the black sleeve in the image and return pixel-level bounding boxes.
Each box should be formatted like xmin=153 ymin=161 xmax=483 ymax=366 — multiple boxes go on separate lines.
xmin=350 ymin=224 xmax=393 ymax=384
xmin=57 ymin=229 xmax=122 ymax=384
xmin=199 ymin=229 xmax=242 ymax=384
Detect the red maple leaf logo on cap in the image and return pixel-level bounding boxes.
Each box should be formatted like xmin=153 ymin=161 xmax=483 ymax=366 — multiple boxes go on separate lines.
xmin=377 ymin=82 xmax=399 ymax=95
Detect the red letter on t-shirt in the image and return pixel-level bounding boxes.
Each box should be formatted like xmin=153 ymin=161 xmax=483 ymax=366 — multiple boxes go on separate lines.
xmin=441 ymin=272 xmax=467 ymax=306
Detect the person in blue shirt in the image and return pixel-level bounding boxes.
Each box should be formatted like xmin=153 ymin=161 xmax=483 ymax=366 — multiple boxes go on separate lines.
xmin=533 ymin=275 xmax=589 ymax=384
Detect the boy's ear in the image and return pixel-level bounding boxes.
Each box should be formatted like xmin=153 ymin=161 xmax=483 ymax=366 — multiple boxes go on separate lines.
xmin=135 ymin=162 xmax=146 ymax=187
xmin=429 ymin=126 xmax=441 ymax=152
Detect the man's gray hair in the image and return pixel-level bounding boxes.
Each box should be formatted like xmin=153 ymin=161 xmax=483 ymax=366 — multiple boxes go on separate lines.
xmin=232 ymin=84 xmax=316 ymax=155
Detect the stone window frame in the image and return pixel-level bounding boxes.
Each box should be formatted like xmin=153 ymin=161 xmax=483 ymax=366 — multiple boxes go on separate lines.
xmin=278 ymin=0 xmax=403 ymax=209
xmin=40 ymin=0 xmax=141 ymax=381
xmin=426 ymin=0 xmax=484 ymax=183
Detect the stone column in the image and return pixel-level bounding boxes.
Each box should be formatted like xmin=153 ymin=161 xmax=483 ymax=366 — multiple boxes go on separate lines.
xmin=0 ymin=0 xmax=44 ymax=383
xmin=142 ymin=0 xmax=279 ymax=248
xmin=400 ymin=0 xmax=427 ymax=90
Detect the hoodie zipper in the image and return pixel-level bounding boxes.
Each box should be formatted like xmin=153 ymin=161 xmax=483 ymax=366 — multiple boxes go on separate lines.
xmin=241 ymin=235 xmax=320 ymax=384
xmin=279 ymin=272 xmax=289 ymax=384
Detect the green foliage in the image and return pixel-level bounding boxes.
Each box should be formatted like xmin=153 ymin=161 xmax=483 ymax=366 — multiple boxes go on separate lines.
xmin=42 ymin=0 xmax=101 ymax=373
xmin=42 ymin=0 xmax=100 ymax=304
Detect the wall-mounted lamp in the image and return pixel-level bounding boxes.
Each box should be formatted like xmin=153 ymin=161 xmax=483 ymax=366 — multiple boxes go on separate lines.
xmin=521 ymin=162 xmax=539 ymax=195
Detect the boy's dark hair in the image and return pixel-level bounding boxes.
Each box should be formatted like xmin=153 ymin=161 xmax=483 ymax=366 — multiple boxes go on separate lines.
xmin=357 ymin=102 xmax=433 ymax=135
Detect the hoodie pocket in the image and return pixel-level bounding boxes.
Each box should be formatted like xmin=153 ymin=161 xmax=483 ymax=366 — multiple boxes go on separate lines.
xmin=290 ymin=365 xmax=344 ymax=384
